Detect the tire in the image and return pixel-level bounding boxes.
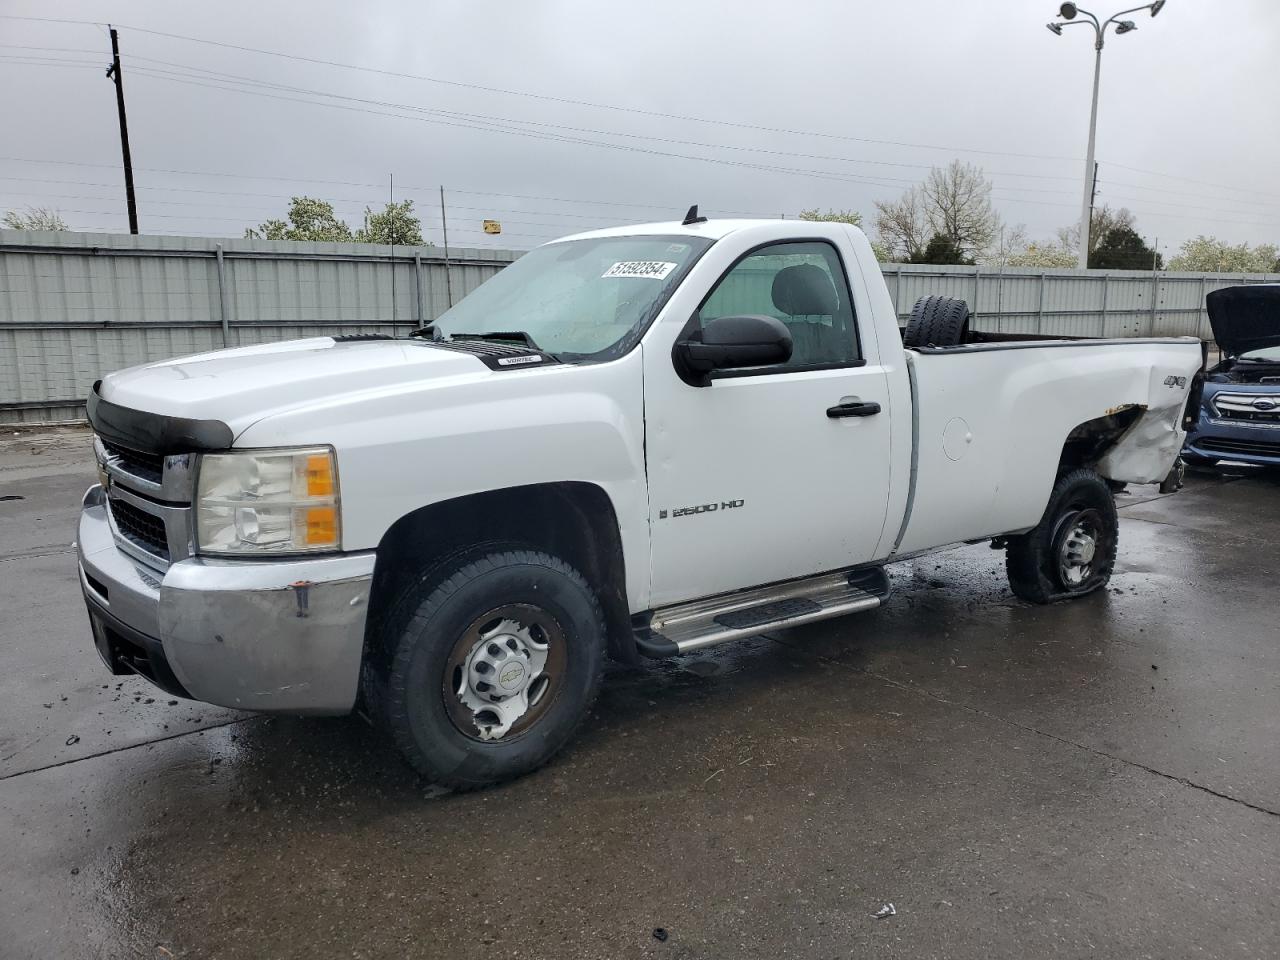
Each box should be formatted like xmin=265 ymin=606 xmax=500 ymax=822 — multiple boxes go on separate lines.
xmin=904 ymin=295 xmax=970 ymax=348
xmin=1005 ymin=468 xmax=1118 ymax=604
xmin=378 ymin=549 xmax=606 ymax=789
xmin=1181 ymin=453 xmax=1219 ymax=467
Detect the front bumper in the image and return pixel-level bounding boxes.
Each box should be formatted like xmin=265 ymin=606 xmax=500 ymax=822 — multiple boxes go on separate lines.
xmin=1184 ymin=418 xmax=1280 ymax=466
xmin=77 ymin=485 xmax=376 ymax=714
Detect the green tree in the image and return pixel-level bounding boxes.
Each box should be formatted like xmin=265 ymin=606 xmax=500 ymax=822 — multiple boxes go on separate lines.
xmin=246 ymin=197 xmax=353 ymax=241
xmin=1089 ymin=226 xmax=1162 ymax=270
xmin=356 ymin=200 xmax=424 ymax=245
xmin=798 ymin=208 xmax=862 ymax=226
xmin=875 ymin=160 xmax=1000 ymax=262
xmin=1167 ymin=236 xmax=1280 ymax=273
xmin=3 ymin=206 xmax=70 ymax=230
xmin=910 ymin=233 xmax=973 ymax=265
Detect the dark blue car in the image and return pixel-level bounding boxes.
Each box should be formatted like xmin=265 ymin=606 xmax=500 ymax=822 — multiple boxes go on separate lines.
xmin=1183 ymin=284 xmax=1280 ymax=467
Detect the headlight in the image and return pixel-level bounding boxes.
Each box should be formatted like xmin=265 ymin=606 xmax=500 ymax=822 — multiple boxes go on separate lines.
xmin=195 ymin=447 xmax=340 ymax=555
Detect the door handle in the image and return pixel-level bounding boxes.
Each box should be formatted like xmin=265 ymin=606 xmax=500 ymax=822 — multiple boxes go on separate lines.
xmin=826 ymin=400 xmax=881 ymax=418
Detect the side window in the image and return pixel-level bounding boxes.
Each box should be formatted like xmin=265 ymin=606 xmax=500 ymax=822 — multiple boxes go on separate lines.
xmin=699 ymin=241 xmax=860 ymax=369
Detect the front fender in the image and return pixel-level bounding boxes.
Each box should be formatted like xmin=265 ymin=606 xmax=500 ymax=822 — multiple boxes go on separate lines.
xmin=234 ymin=350 xmax=651 ymax=609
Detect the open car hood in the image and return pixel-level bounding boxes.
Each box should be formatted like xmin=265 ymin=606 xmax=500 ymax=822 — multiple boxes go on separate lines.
xmin=1206 ymin=284 xmax=1280 ymax=358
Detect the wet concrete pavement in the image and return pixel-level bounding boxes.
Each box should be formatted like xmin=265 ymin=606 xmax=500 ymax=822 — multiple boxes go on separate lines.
xmin=1 ymin=430 xmax=1277 ymax=959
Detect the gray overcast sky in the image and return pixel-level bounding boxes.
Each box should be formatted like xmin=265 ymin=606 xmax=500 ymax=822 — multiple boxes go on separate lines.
xmin=2 ymin=0 xmax=1277 ymax=255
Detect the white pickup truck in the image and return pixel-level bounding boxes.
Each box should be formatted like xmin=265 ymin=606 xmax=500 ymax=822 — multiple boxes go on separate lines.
xmin=78 ymin=213 xmax=1203 ymax=787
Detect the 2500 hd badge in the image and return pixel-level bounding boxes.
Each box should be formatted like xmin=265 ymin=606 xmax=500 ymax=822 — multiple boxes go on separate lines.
xmin=660 ymin=499 xmax=745 ymax=519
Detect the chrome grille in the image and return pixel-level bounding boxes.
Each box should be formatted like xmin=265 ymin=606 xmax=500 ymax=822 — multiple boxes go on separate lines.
xmin=1211 ymin=393 xmax=1280 ymax=424
xmin=100 ymin=439 xmax=164 ymax=484
xmin=94 ymin=433 xmax=195 ymax=569
xmin=108 ymin=494 xmax=170 ymax=561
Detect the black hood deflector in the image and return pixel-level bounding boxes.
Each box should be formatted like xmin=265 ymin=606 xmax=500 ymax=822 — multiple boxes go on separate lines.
xmin=1206 ymin=284 xmax=1280 ymax=358
xmin=87 ymin=381 xmax=234 ymax=454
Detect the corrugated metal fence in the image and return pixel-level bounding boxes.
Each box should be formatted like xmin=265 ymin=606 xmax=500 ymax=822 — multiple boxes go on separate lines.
xmin=2 ymin=230 xmax=1276 ymax=424
xmin=880 ymin=263 xmax=1279 ymax=340
xmin=0 ymin=230 xmax=519 ymax=422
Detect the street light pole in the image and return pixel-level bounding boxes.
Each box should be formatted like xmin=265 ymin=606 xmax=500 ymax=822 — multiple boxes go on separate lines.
xmin=1078 ymin=38 xmax=1103 ymax=270
xmin=1046 ymin=1 xmax=1167 ymax=269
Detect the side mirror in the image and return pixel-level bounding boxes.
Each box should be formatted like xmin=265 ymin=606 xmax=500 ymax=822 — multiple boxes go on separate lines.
xmin=673 ymin=314 xmax=793 ymax=387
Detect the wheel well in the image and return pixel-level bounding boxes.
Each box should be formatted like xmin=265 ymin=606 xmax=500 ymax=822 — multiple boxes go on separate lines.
xmin=363 ymin=482 xmax=634 ymax=669
xmin=1057 ymin=405 xmax=1145 ymax=473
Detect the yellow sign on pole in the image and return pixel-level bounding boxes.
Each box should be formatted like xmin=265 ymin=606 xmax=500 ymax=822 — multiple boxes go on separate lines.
xmin=482 ymin=219 xmax=501 ymax=235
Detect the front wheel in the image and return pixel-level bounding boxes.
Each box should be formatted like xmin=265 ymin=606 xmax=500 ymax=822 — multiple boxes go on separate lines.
xmin=378 ymin=549 xmax=605 ymax=789
xmin=1005 ymin=468 xmax=1119 ymax=604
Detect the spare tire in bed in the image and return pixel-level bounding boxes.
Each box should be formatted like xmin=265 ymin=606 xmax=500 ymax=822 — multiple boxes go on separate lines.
xmin=904 ymin=295 xmax=970 ymax=348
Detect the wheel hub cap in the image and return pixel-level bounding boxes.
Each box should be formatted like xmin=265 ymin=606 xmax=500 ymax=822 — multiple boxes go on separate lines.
xmin=453 ymin=616 xmax=552 ymax=741
xmin=1057 ymin=512 xmax=1101 ymax=586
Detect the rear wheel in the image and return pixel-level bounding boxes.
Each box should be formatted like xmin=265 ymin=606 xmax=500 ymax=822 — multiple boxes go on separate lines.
xmin=1006 ymin=468 xmax=1118 ymax=604
xmin=378 ymin=549 xmax=605 ymax=789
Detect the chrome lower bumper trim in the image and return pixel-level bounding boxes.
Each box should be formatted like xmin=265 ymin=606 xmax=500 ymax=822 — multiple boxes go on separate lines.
xmin=77 ymin=485 xmax=375 ymax=715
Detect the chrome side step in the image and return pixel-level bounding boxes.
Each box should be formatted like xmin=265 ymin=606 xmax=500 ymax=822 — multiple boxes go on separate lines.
xmin=635 ymin=568 xmax=889 ymax=657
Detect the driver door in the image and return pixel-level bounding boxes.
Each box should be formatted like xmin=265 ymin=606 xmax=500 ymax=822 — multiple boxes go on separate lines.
xmin=643 ymin=239 xmax=893 ymax=608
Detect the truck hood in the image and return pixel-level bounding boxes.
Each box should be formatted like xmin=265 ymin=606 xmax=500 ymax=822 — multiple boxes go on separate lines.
xmin=99 ymin=337 xmax=496 ymax=435
xmin=1206 ymin=284 xmax=1280 ymax=358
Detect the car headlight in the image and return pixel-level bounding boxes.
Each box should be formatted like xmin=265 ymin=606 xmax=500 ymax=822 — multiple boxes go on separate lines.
xmin=195 ymin=447 xmax=340 ymax=555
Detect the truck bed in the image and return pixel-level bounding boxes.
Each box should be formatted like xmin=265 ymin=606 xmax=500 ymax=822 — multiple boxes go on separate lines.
xmin=892 ymin=337 xmax=1203 ymax=555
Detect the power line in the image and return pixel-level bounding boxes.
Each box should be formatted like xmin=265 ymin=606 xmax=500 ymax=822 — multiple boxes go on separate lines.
xmin=120 ymin=53 xmax=1086 ymax=187
xmin=113 ymin=20 xmax=1087 ymax=164
xmin=1 ymin=12 xmax=1082 ymax=166
xmin=123 ymin=68 xmax=919 ymax=192
xmin=121 ymin=65 xmax=1086 ymax=205
xmin=1099 ymin=174 xmax=1280 ymax=211
xmin=0 ymin=43 xmax=103 ymax=54
xmin=1105 ymin=161 xmax=1280 ymax=204
xmin=0 ymin=14 xmax=106 ymax=27
xmin=0 ymin=168 xmax=784 ymax=219
xmin=4 ymin=13 xmax=1275 ymax=214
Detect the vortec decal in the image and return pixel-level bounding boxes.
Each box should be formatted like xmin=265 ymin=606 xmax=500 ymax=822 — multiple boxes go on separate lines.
xmin=659 ymin=499 xmax=744 ymax=520
xmin=496 ymin=354 xmax=545 ymax=366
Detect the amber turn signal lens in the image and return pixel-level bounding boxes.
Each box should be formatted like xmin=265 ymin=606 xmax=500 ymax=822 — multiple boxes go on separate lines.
xmin=301 ymin=505 xmax=338 ymax=546
xmin=304 ymin=454 xmax=335 ymax=497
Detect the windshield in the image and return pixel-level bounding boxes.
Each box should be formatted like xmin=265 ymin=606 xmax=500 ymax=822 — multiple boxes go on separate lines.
xmin=1241 ymin=346 xmax=1280 ymax=362
xmin=431 ymin=234 xmax=713 ymax=360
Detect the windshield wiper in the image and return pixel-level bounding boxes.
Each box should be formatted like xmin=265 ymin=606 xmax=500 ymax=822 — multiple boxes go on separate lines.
xmin=449 ymin=330 xmax=543 ymax=351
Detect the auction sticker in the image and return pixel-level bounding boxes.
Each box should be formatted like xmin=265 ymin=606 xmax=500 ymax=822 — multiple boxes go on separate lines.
xmin=602 ymin=261 xmax=677 ymax=280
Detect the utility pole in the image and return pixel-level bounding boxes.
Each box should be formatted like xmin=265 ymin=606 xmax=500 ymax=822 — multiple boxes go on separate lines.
xmin=1086 ymin=159 xmax=1099 ymax=264
xmin=440 ymin=186 xmax=454 ymax=308
xmin=106 ymin=26 xmax=139 ymax=234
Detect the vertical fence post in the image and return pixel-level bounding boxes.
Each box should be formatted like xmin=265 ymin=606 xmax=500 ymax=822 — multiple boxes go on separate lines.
xmin=1199 ymin=276 xmax=1209 ymax=340
xmin=215 ymin=243 xmax=230 ymax=347
xmin=1099 ymin=274 xmax=1109 ymax=338
xmin=414 ymin=251 xmax=424 ymax=329
xmin=972 ymin=267 xmax=980 ymax=328
xmin=1149 ymin=268 xmax=1159 ymax=337
xmin=995 ymin=263 xmax=1004 ymax=334
xmin=1037 ymin=273 xmax=1047 ymax=335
